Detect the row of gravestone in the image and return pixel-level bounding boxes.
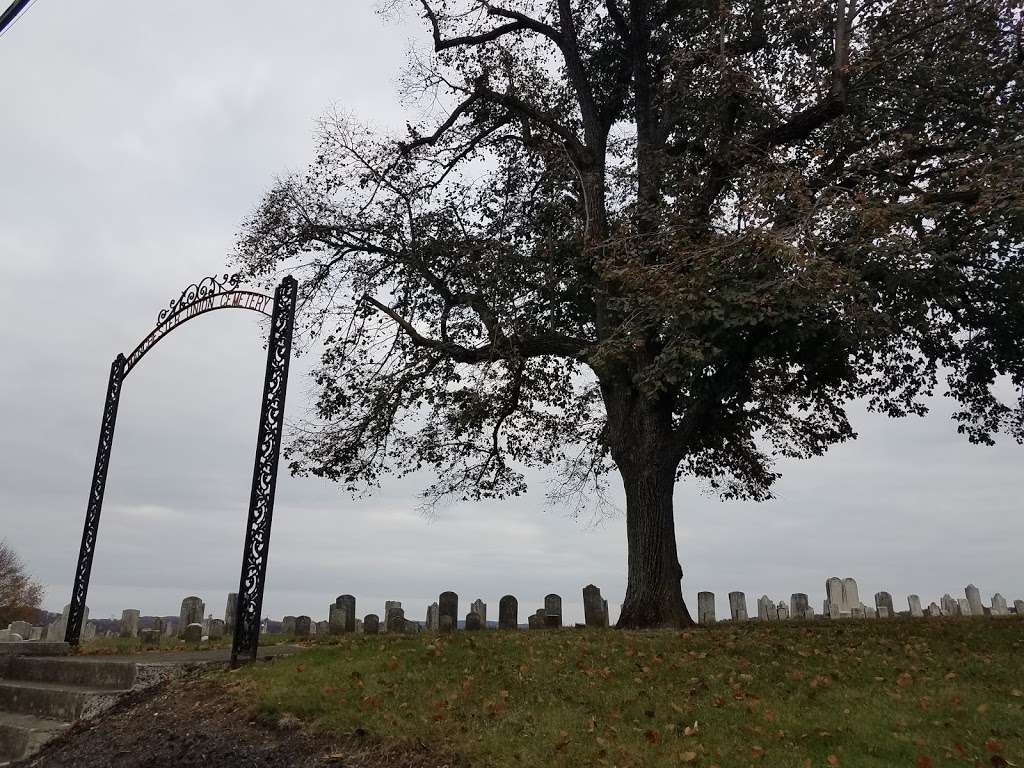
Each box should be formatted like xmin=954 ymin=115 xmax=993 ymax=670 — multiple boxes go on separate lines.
xmin=696 ymin=578 xmax=1024 ymax=623
xmin=0 ymin=605 xmax=99 ymax=643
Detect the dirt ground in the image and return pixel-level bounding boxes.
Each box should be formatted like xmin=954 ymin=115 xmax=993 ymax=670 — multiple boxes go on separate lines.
xmin=23 ymin=674 xmax=460 ymax=768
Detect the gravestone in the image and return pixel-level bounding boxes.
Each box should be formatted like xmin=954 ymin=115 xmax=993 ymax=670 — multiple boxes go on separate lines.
xmin=940 ymin=593 xmax=958 ymax=616
xmin=163 ymin=620 xmax=176 ymax=637
xmin=295 ymin=616 xmax=312 ymax=637
xmin=385 ymin=601 xmax=403 ymax=630
xmin=140 ymin=628 xmax=160 ymax=646
xmin=927 ymin=602 xmax=941 ymax=617
xmin=583 ymin=585 xmax=606 ymax=628
xmin=790 ymin=593 xmax=809 ymax=619
xmin=527 ymin=612 xmax=542 ymax=630
xmin=776 ymin=601 xmax=789 ymax=620
xmin=499 ymin=595 xmax=519 ymax=630
xmin=29 ymin=626 xmax=43 ymax=641
xmin=842 ymin=578 xmax=860 ymax=614
xmin=850 ymin=605 xmax=865 ymax=619
xmin=81 ymin=621 xmax=96 ymax=642
xmin=757 ymin=595 xmax=774 ymax=621
xmin=178 ymin=597 xmax=205 ymax=638
xmin=316 ymin=620 xmax=330 ymax=635
xmin=602 ymin=599 xmax=610 ymax=627
xmin=696 ymin=591 xmax=715 ymax=625
xmin=544 ymin=594 xmax=562 ymax=628
xmin=958 ymin=597 xmax=972 ymax=617
xmin=990 ymin=593 xmax=1009 ymax=616
xmin=965 ymin=584 xmax=983 ymax=617
xmin=876 ymin=606 xmax=888 ymax=618
xmin=825 ymin=577 xmax=844 ymax=617
xmin=224 ymin=593 xmax=238 ymax=633
xmin=355 ymin=619 xmax=363 ymax=634
xmin=329 ymin=605 xmax=349 ymax=635
xmin=802 ymin=607 xmax=815 ymax=620
xmin=438 ymin=614 xmax=454 ymax=633
xmin=1013 ymin=600 xmax=1024 ymax=616
xmin=470 ymin=599 xmax=487 ymax=626
xmin=182 ymin=623 xmax=203 ymax=643
xmin=9 ymin=621 xmax=31 ymax=639
xmin=335 ymin=595 xmax=357 ymax=632
xmin=465 ymin=612 xmax=482 ymax=631
xmin=908 ymin=594 xmax=923 ymax=617
xmin=208 ymin=619 xmax=226 ymax=640
xmin=439 ymin=592 xmax=458 ymax=630
xmin=364 ymin=614 xmax=380 ymax=635
xmin=120 ymin=609 xmax=140 ymax=638
xmin=0 ymin=630 xmax=22 ymax=642
xmin=281 ymin=616 xmax=297 ymax=635
xmin=728 ymin=591 xmax=748 ymax=621
xmin=874 ymin=592 xmax=894 ymax=617
xmin=387 ymin=609 xmax=406 ymax=634
xmin=426 ymin=602 xmax=439 ymax=630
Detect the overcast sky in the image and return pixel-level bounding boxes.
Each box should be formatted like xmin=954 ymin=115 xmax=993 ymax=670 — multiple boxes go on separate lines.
xmin=1 ymin=1 xmax=1021 ymax=628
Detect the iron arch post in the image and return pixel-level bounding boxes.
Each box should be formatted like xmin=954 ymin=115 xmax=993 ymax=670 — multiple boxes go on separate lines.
xmin=65 ymin=354 xmax=126 ymax=645
xmin=231 ymin=275 xmax=297 ymax=666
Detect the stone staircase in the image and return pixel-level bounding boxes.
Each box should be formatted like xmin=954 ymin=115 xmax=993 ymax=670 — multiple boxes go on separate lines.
xmin=0 ymin=645 xmax=136 ymax=765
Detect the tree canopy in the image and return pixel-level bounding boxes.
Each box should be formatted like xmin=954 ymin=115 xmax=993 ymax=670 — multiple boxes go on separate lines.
xmin=0 ymin=540 xmax=44 ymax=627
xmin=237 ymin=0 xmax=1023 ymax=626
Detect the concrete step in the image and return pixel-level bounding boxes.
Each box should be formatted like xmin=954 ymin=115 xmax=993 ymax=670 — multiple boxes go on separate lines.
xmin=0 ymin=711 xmax=69 ymax=765
xmin=4 ymin=656 xmax=136 ymax=690
xmin=0 ymin=679 xmax=127 ymax=722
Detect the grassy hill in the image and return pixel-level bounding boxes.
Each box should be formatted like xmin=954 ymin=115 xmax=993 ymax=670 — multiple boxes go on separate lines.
xmin=217 ymin=618 xmax=1024 ymax=767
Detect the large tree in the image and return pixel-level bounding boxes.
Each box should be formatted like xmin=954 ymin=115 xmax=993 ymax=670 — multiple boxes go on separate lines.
xmin=237 ymin=0 xmax=1023 ymax=627
xmin=0 ymin=540 xmax=44 ymax=627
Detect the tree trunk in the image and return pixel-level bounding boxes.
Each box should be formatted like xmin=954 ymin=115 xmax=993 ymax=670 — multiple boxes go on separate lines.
xmin=602 ymin=385 xmax=694 ymax=629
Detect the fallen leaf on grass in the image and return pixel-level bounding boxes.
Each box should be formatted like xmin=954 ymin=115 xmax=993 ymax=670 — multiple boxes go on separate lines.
xmin=827 ymin=754 xmax=840 ymax=765
xmin=915 ymin=756 xmax=933 ymax=768
xmin=644 ymin=728 xmax=661 ymax=744
xmin=681 ymin=750 xmax=697 ymax=763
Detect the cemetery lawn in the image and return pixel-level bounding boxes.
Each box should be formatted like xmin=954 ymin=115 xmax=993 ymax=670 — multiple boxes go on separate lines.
xmin=221 ymin=618 xmax=1024 ymax=767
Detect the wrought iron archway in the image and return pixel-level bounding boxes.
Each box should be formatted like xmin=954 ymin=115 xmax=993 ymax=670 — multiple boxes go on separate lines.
xmin=65 ymin=273 xmax=297 ymax=666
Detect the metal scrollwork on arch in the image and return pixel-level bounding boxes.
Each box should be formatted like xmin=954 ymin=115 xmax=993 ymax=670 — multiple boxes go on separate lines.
xmin=232 ymin=275 xmax=297 ymax=665
xmin=124 ymin=273 xmax=274 ymax=376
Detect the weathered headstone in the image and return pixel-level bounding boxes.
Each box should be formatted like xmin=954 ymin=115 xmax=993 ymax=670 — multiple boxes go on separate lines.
xmin=355 ymin=619 xmax=363 ymax=634
xmin=544 ymin=594 xmax=562 ymax=628
xmin=907 ymin=594 xmax=923 ymax=617
xmin=295 ymin=616 xmax=312 ymax=637
xmin=965 ymin=584 xmax=983 ymax=617
xmin=208 ymin=619 xmax=226 ymax=640
xmin=281 ymin=615 xmax=297 ymax=635
xmin=940 ymin=593 xmax=958 ymax=616
xmin=990 ymin=593 xmax=1009 ymax=616
xmin=776 ymin=601 xmax=789 ymax=620
xmin=120 ymin=609 xmax=140 ymax=638
xmin=178 ymin=597 xmax=205 ymax=638
xmin=958 ymin=597 xmax=972 ymax=617
xmin=757 ymin=595 xmax=774 ymax=621
xmin=329 ymin=605 xmax=349 ymax=635
xmin=0 ymin=630 xmax=23 ymax=642
xmin=182 ymin=623 xmax=203 ymax=643
xmin=426 ymin=603 xmax=439 ymax=631
xmin=224 ymin=593 xmax=238 ymax=633
xmin=697 ymin=591 xmax=716 ymax=625
xmin=602 ymin=599 xmax=610 ymax=627
xmin=82 ymin=621 xmax=97 ymax=641
xmin=438 ymin=614 xmax=454 ymax=633
xmin=140 ymin=628 xmax=160 ymax=646
xmin=163 ymin=620 xmax=176 ymax=637
xmin=583 ymin=585 xmax=606 ymax=628
xmin=825 ymin=577 xmax=844 ymax=617
xmin=386 ymin=608 xmax=406 ymax=634
xmin=316 ymin=620 xmax=330 ymax=635
xmin=439 ymin=592 xmax=458 ymax=631
xmin=874 ymin=592 xmax=894 ymax=618
xmin=9 ymin=621 xmax=32 ymax=639
xmin=499 ymin=595 xmax=518 ymax=630
xmin=465 ymin=612 xmax=482 ymax=631
xmin=385 ymin=601 xmax=403 ymax=630
xmin=470 ymin=599 xmax=487 ymax=626
xmin=29 ymin=625 xmax=43 ymax=641
xmin=802 ymin=607 xmax=815 ymax=620
xmin=966 ymin=585 xmax=983 ymax=618
xmin=876 ymin=606 xmax=888 ymax=618
xmin=842 ymin=578 xmax=860 ymax=614
xmin=927 ymin=602 xmax=941 ymax=617
xmin=790 ymin=593 xmax=809 ymax=619
xmin=335 ymin=595 xmax=357 ymax=632
xmin=364 ymin=614 xmax=380 ymax=635
xmin=527 ymin=611 xmax=542 ymax=630
xmin=728 ymin=591 xmax=748 ymax=621
xmin=850 ymin=605 xmax=865 ymax=619
xmin=1013 ymin=599 xmax=1024 ymax=617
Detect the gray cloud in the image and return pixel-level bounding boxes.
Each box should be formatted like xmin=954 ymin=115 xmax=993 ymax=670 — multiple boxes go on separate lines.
xmin=1 ymin=1 xmax=1021 ymax=629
